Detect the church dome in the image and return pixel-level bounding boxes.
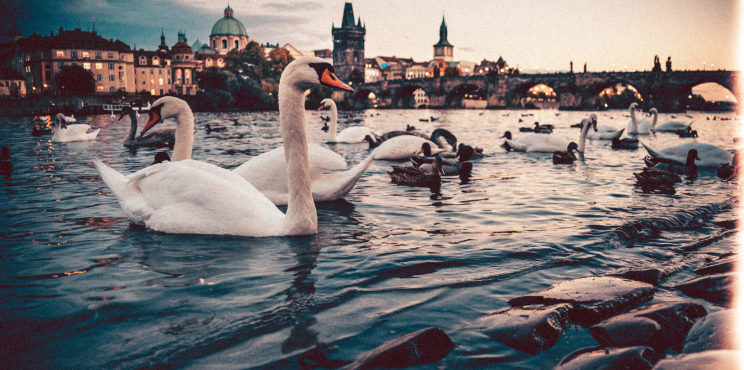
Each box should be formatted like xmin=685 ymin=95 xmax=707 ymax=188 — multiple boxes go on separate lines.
xmin=210 ymin=6 xmax=247 ymax=37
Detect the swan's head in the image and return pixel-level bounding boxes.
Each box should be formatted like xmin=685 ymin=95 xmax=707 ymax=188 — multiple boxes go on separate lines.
xmin=420 ymin=142 xmax=432 ymax=157
xmin=141 ymin=96 xmax=191 ymax=135
xmin=629 ymin=102 xmax=639 ymax=110
xmin=649 ymin=108 xmax=658 ymax=114
xmin=118 ymin=106 xmax=136 ymax=121
xmin=281 ymin=56 xmax=352 ymax=92
xmin=566 ymin=142 xmax=579 ymax=153
xmin=55 ymin=113 xmax=67 ymax=128
xmin=687 ymin=149 xmax=700 ymax=163
xmin=501 ymin=131 xmax=512 ymax=140
xmin=317 ymin=98 xmax=335 ymax=111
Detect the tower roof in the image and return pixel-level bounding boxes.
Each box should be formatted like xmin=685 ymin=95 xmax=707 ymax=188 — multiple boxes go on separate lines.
xmin=192 ymin=35 xmax=202 ymax=50
xmin=210 ymin=5 xmax=248 ymax=37
xmin=7 ymin=19 xmax=22 ymax=38
xmin=433 ymin=15 xmax=453 ymax=48
xmin=341 ymin=2 xmax=355 ymax=28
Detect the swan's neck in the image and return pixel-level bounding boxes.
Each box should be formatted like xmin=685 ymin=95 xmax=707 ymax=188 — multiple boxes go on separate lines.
xmin=651 ymin=111 xmax=658 ymax=128
xmin=127 ymin=113 xmax=137 ymax=141
xmin=630 ymin=107 xmax=638 ymax=131
xmin=578 ymin=121 xmax=590 ymax=153
xmin=329 ymin=103 xmax=338 ymax=141
xmin=280 ymin=82 xmax=317 ymax=235
xmin=172 ymin=109 xmax=194 ymax=161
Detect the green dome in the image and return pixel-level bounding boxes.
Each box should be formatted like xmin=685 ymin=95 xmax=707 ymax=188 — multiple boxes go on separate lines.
xmin=210 ymin=6 xmax=247 ymax=37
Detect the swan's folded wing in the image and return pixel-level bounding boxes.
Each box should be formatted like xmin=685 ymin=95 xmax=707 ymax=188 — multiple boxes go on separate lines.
xmin=307 ymin=143 xmax=347 ymax=174
xmin=65 ymin=124 xmax=94 ymax=136
xmin=310 ymin=154 xmax=374 ymax=202
xmin=128 ymin=160 xmax=285 ymax=236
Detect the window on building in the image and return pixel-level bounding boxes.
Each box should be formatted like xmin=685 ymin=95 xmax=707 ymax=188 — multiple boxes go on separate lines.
xmin=109 ymin=75 xmax=115 ymax=81
xmin=168 ymin=79 xmax=171 ymax=84
xmin=139 ymin=56 xmax=147 ymax=65
xmin=222 ymin=39 xmax=227 ymax=49
xmin=212 ymin=40 xmax=216 ymax=48
xmin=159 ymin=78 xmax=163 ymax=85
xmin=95 ymin=52 xmax=102 ymax=59
xmin=234 ymin=40 xmax=239 ymax=49
xmin=96 ymin=74 xmax=102 ymax=81
xmin=141 ymin=70 xmax=145 ymax=75
xmin=82 ymin=51 xmax=89 ymax=58
xmin=151 ymin=89 xmax=156 ymax=95
xmin=142 ymin=79 xmax=145 ymax=84
xmin=110 ymin=86 xmax=115 ymax=92
xmin=95 ymin=62 xmax=103 ymax=69
xmin=58 ymin=62 xmax=65 ymax=69
xmin=56 ymin=50 xmax=64 ymax=57
xmin=150 ymin=69 xmax=154 ymax=75
xmin=107 ymin=52 xmax=114 ymax=59
xmin=108 ymin=63 xmax=114 ymax=70
xmin=71 ymin=62 xmax=77 ymax=67
xmin=119 ymin=72 xmax=124 ymax=82
xmin=158 ymin=69 xmax=162 ymax=75
xmin=83 ymin=62 xmax=91 ymax=70
xmin=71 ymin=51 xmax=78 ymax=59
xmin=97 ymin=86 xmax=104 ymax=91
xmin=153 ymin=57 xmax=159 ymax=64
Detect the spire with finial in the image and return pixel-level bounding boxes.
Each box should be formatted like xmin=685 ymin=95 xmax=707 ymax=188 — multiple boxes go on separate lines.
xmin=91 ymin=16 xmax=96 ymax=33
xmin=158 ymin=26 xmax=169 ymax=52
xmin=8 ymin=17 xmax=23 ymax=41
xmin=434 ymin=13 xmax=453 ymax=47
xmin=341 ymin=2 xmax=355 ymax=28
xmin=224 ymin=3 xmax=234 ymax=18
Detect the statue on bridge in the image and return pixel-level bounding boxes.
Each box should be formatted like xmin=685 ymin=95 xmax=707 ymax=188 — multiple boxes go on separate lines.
xmin=583 ymin=63 xmax=587 ymax=73
xmin=666 ymin=57 xmax=672 ymax=72
xmin=652 ymin=55 xmax=662 ymax=72
xmin=570 ymin=61 xmax=573 ymax=74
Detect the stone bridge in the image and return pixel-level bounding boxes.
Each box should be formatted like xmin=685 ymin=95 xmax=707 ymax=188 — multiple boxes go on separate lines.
xmin=340 ymin=70 xmax=738 ymax=111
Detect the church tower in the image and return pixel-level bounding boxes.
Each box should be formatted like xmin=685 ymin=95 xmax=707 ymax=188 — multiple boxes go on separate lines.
xmin=332 ymin=2 xmax=365 ymax=85
xmin=433 ymin=15 xmax=453 ymax=62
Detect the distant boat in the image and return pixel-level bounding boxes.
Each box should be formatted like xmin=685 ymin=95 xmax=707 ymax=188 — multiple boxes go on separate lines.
xmin=462 ymin=97 xmax=487 ymax=109
xmin=102 ymin=101 xmax=150 ymax=114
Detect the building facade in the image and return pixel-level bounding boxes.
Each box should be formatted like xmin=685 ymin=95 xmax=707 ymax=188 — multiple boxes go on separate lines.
xmin=332 ymin=2 xmax=366 ymax=84
xmin=209 ymin=6 xmax=250 ymax=55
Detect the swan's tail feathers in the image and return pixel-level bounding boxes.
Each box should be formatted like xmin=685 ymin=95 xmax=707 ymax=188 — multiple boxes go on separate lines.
xmin=611 ymin=128 xmax=625 ymax=140
xmin=313 ymin=153 xmax=375 ymax=201
xmin=94 ymin=159 xmax=129 ymax=200
xmin=641 ymin=141 xmax=663 ymax=159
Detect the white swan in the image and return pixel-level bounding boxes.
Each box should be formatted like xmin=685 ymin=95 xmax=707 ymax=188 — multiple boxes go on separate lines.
xmin=94 ymin=57 xmax=353 ymax=236
xmin=233 ymin=143 xmax=374 ymax=205
xmin=641 ymin=141 xmax=733 ymax=168
xmin=120 ymin=106 xmax=175 ymax=148
xmin=626 ymin=103 xmax=656 ymax=135
xmin=504 ymin=117 xmax=593 ymax=153
xmin=654 ymin=118 xmax=693 ymax=132
xmin=370 ymin=135 xmax=443 ymax=160
xmin=586 ymin=114 xmax=623 ymax=140
xmin=318 ymin=98 xmax=377 ymax=143
xmin=51 ymin=113 xmax=99 ymax=142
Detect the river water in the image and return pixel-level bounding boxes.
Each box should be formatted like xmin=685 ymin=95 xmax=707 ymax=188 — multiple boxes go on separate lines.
xmin=0 ymin=108 xmax=740 ymax=368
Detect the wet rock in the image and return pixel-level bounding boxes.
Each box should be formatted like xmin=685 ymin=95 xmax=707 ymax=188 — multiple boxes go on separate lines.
xmin=479 ymin=303 xmax=572 ymax=355
xmin=508 ymin=276 xmax=654 ymax=326
xmin=341 ymin=327 xmax=454 ymax=369
xmin=694 ymin=255 xmax=736 ymax=276
xmin=675 ymin=272 xmax=736 ymax=306
xmin=588 ymin=301 xmax=706 ymax=352
xmin=555 ymin=346 xmax=657 ymax=370
xmin=652 ymin=350 xmax=740 ymax=369
xmin=611 ymin=265 xmax=682 ymax=286
xmin=682 ymin=310 xmax=736 ymax=353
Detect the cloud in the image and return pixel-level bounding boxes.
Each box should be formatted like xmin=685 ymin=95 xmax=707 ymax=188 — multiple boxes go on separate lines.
xmin=263 ymin=1 xmax=323 ymax=12
xmin=458 ymin=46 xmax=475 ymax=52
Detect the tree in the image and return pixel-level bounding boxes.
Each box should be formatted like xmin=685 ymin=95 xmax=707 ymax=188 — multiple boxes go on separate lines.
xmin=224 ymin=41 xmax=266 ymax=80
xmin=444 ymin=66 xmax=461 ymax=77
xmin=55 ymin=66 xmax=95 ymax=95
xmin=267 ymin=47 xmax=293 ymax=80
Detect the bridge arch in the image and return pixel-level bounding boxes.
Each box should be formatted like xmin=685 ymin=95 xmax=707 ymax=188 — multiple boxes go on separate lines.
xmin=445 ymin=83 xmax=486 ymax=107
xmin=392 ymin=84 xmax=431 ymax=108
xmin=508 ymin=81 xmax=559 ymax=108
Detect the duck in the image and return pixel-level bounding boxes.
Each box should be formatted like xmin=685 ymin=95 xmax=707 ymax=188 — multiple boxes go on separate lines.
xmin=717 ymin=154 xmax=739 ymax=179
xmin=120 ymin=106 xmax=175 ymax=148
xmin=388 ymin=155 xmax=443 ymax=192
xmin=151 ymin=151 xmax=171 ymax=165
xmin=641 ymin=141 xmax=732 ymax=168
xmin=552 ymin=142 xmax=579 ymax=164
xmin=205 ymin=123 xmax=227 ymax=133
xmin=411 ymin=144 xmax=475 ymax=175
xmin=520 ymin=122 xmax=553 ymax=133
xmin=51 ymin=113 xmax=100 ymax=142
xmin=503 ymin=117 xmax=594 ymax=153
xmin=626 ymin=103 xmax=656 ymax=135
xmin=675 ymin=127 xmax=698 ymax=138
xmin=94 ymin=57 xmax=353 ymax=236
xmin=317 ymin=98 xmax=378 ymax=143
xmin=611 ymin=132 xmax=639 ymax=150
xmin=650 ymin=149 xmax=699 ymax=177
xmin=634 ymin=167 xmax=681 ymax=188
xmin=586 ymin=114 xmax=623 ymax=140
xmin=0 ymin=146 xmax=12 ymax=176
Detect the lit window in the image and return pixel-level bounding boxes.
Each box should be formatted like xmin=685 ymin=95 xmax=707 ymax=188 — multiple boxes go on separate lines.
xmin=159 ymin=78 xmax=163 ymax=85
xmin=56 ymin=50 xmax=64 ymax=57
xmin=82 ymin=51 xmax=89 ymax=58
xmin=83 ymin=62 xmax=90 ymax=69
xmin=153 ymin=57 xmax=159 ymax=64
xmin=139 ymin=56 xmax=147 ymax=65
xmin=97 ymin=86 xmax=104 ymax=91
xmin=150 ymin=89 xmax=155 ymax=95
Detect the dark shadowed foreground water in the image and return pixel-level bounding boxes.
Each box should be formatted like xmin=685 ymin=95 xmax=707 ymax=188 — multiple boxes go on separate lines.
xmin=0 ymin=108 xmax=740 ymax=368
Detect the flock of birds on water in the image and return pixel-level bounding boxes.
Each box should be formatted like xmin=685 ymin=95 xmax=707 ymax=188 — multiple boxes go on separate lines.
xmin=1 ymin=56 xmax=740 ymax=237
